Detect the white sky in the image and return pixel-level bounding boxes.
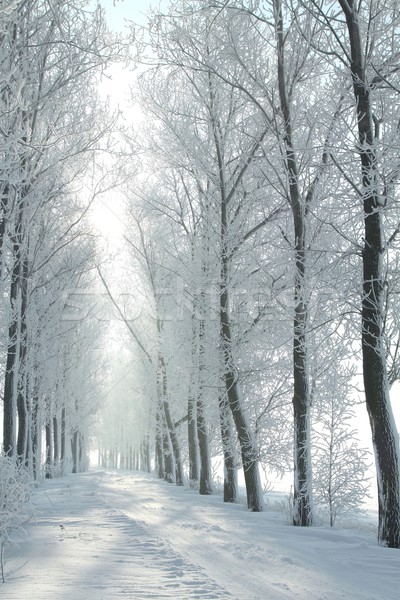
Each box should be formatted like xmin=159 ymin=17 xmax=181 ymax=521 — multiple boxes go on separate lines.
xmin=99 ymin=0 xmax=166 ymax=29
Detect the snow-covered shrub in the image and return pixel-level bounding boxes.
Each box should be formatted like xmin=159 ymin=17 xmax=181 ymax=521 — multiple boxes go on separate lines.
xmin=312 ymin=375 xmax=371 ymax=526
xmin=0 ymin=456 xmax=33 ymax=582
xmin=313 ymin=436 xmax=371 ymax=526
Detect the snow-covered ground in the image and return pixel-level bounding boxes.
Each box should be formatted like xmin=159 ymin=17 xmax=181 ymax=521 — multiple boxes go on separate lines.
xmin=2 ymin=469 xmax=399 ymax=599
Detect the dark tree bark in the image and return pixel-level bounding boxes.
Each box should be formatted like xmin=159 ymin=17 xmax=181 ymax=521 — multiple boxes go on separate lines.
xmin=16 ymin=390 xmax=27 ymax=463
xmin=145 ymin=435 xmax=151 ymax=473
xmin=162 ymin=420 xmax=174 ymax=483
xmin=163 ymin=399 xmax=184 ymax=485
xmin=0 ymin=181 xmax=9 ymax=267
xmin=273 ymin=0 xmax=312 ymax=526
xmin=45 ymin=420 xmax=53 ymax=478
xmin=71 ymin=430 xmax=79 ymax=474
xmin=158 ymin=351 xmax=184 ymax=485
xmin=188 ymin=388 xmax=199 ymax=486
xmin=197 ymin=295 xmax=213 ymax=495
xmin=31 ymin=392 xmax=39 ymax=479
xmin=219 ymin=391 xmax=238 ymax=503
xmin=16 ymin=256 xmax=28 ymax=463
xmin=60 ymin=407 xmax=66 ymax=465
xmin=188 ymin=313 xmax=200 ymax=487
xmin=211 ymin=118 xmax=264 ymax=512
xmin=140 ymin=436 xmax=150 ymax=472
xmin=338 ymin=0 xmax=400 ymax=548
xmin=53 ymin=416 xmax=59 ymax=466
xmin=3 ymin=204 xmax=27 ymax=458
xmin=3 ymin=264 xmax=21 ymax=456
xmin=79 ymin=433 xmax=84 ymax=469
xmin=155 ymin=401 xmax=165 ymax=479
xmin=16 ymin=384 xmax=27 ymax=463
xmin=197 ymin=393 xmax=212 ymax=495
xmin=220 ymin=255 xmax=263 ymax=511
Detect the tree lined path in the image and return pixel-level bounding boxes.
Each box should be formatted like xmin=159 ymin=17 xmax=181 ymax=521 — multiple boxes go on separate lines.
xmin=2 ymin=0 xmax=400 ymax=572
xmin=4 ymin=471 xmax=233 ymax=600
xmin=3 ymin=470 xmax=400 ymax=600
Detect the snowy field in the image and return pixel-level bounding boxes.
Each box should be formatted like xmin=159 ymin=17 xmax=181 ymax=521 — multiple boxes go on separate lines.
xmin=2 ymin=469 xmax=400 ymax=600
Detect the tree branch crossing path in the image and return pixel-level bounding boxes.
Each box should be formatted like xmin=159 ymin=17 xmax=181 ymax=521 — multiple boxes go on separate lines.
xmin=2 ymin=470 xmax=400 ymax=600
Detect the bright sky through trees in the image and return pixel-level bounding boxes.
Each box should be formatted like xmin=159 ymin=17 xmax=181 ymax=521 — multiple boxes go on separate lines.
xmin=90 ymin=0 xmax=400 ymax=499
xmin=2 ymin=0 xmax=400 ymax=554
xmin=95 ymin=0 xmax=400 ymax=448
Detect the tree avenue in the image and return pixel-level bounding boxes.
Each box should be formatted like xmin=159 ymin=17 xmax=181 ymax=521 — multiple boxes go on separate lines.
xmin=1 ymin=0 xmax=400 ymax=552
xmin=1 ymin=0 xmax=117 ymax=474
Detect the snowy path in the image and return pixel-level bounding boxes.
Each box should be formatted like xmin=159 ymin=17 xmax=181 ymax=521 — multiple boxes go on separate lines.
xmin=2 ymin=469 xmax=400 ymax=599
xmin=3 ymin=471 xmax=232 ymax=599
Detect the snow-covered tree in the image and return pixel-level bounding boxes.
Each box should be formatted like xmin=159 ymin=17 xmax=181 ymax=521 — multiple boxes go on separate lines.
xmin=1 ymin=0 xmax=117 ymax=473
xmin=312 ymin=364 xmax=371 ymax=526
xmin=298 ymin=0 xmax=400 ymax=549
xmin=0 ymin=455 xmax=32 ymax=582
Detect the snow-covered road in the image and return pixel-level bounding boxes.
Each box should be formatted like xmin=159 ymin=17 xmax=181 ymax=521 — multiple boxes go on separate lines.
xmin=2 ymin=470 xmax=400 ymax=599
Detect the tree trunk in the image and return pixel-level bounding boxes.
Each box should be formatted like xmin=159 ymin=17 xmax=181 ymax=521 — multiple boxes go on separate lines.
xmin=155 ymin=401 xmax=165 ymax=479
xmin=197 ymin=395 xmax=212 ymax=495
xmin=79 ymin=433 xmax=85 ymax=470
xmin=16 ymin=381 xmax=27 ymax=463
xmin=221 ymin=343 xmax=263 ymax=510
xmin=163 ymin=398 xmax=184 ymax=485
xmin=219 ymin=391 xmax=238 ymax=503
xmin=145 ymin=435 xmax=151 ymax=473
xmin=31 ymin=393 xmax=39 ymax=480
xmin=16 ymin=348 xmax=28 ymax=464
xmin=158 ymin=351 xmax=184 ymax=485
xmin=162 ymin=419 xmax=174 ymax=483
xmin=210 ymin=74 xmax=263 ymax=512
xmin=197 ymin=313 xmax=212 ymax=495
xmin=45 ymin=420 xmax=53 ymax=479
xmin=188 ymin=386 xmax=200 ymax=487
xmin=220 ymin=272 xmax=263 ymax=510
xmin=273 ymin=0 xmax=312 ymax=526
xmin=188 ymin=275 xmax=200 ymax=488
xmin=71 ymin=430 xmax=79 ymax=474
xmin=0 ymin=183 xmax=9 ymax=267
xmin=23 ymin=368 xmax=34 ymax=470
xmin=60 ymin=406 xmax=66 ymax=473
xmin=16 ymin=257 xmax=28 ymax=463
xmin=3 ymin=254 xmax=22 ymax=456
xmin=53 ymin=415 xmax=59 ymax=468
xmin=338 ymin=0 xmax=400 ymax=548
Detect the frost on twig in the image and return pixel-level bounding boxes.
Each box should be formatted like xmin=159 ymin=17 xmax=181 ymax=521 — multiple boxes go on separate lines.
xmin=0 ymin=457 xmax=33 ymax=583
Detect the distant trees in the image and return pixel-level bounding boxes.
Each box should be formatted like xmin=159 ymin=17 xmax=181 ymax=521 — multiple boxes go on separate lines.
xmin=113 ymin=0 xmax=400 ymax=547
xmin=2 ymin=0 xmax=398 ymax=552
xmin=130 ymin=12 xmax=285 ymax=510
xmin=0 ymin=0 xmax=117 ymax=477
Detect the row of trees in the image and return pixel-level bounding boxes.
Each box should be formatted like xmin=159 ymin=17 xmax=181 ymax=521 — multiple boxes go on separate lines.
xmin=95 ymin=0 xmax=400 ymax=547
xmin=2 ymin=0 xmax=399 ymax=552
xmin=0 ymin=1 xmax=117 ymax=478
